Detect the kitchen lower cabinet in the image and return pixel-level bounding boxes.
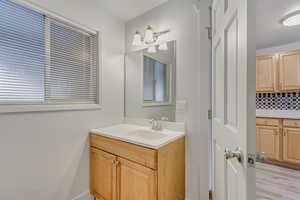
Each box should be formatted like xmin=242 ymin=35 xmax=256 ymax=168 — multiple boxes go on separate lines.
xmin=283 ymin=128 xmax=300 ymax=165
xmin=90 ymin=134 xmax=185 ymax=200
xmin=256 ymin=118 xmax=300 ymax=167
xmin=256 ymin=125 xmax=280 ymax=161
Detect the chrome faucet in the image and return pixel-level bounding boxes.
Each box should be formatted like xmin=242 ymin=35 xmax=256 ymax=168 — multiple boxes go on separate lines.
xmin=149 ymin=119 xmax=162 ymax=131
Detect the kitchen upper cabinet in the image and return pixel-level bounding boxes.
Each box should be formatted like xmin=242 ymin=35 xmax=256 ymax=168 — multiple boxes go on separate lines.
xmin=91 ymin=148 xmax=117 ymax=200
xmin=256 ymin=55 xmax=277 ymax=92
xmin=279 ymin=51 xmax=300 ymax=91
xmin=256 ymin=125 xmax=280 ymax=160
xmin=118 ymin=157 xmax=157 ymax=200
xmin=283 ymin=128 xmax=300 ymax=165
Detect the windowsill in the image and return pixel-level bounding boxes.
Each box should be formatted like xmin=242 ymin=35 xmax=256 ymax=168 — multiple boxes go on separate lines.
xmin=0 ymin=104 xmax=102 ymax=114
xmin=142 ymin=102 xmax=173 ymax=107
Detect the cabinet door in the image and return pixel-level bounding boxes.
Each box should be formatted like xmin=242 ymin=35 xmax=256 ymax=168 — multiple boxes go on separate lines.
xmin=256 ymin=127 xmax=260 ymax=153
xmin=283 ymin=128 xmax=300 ymax=165
xmin=91 ymin=148 xmax=117 ymax=200
xmin=256 ymin=55 xmax=277 ymax=92
xmin=279 ymin=51 xmax=300 ymax=91
xmin=256 ymin=126 xmax=280 ymax=160
xmin=118 ymin=157 xmax=157 ymax=200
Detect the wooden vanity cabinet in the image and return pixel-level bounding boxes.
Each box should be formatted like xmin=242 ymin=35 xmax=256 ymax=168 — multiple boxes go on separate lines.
xmin=90 ymin=134 xmax=185 ymax=200
xmin=91 ymin=148 xmax=117 ymax=200
xmin=256 ymin=55 xmax=277 ymax=92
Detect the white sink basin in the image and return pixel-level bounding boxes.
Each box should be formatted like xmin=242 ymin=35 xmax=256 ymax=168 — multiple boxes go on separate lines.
xmin=125 ymin=129 xmax=168 ymax=140
xmin=90 ymin=124 xmax=185 ymax=149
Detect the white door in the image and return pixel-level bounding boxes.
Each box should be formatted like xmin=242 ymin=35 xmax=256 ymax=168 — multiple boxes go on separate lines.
xmin=211 ymin=0 xmax=256 ymax=200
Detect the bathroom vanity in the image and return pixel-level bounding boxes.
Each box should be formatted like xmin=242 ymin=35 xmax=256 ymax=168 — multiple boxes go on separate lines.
xmin=90 ymin=124 xmax=185 ymax=200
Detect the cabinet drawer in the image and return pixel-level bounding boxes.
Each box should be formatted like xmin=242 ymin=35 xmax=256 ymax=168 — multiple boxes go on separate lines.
xmin=90 ymin=134 xmax=157 ymax=169
xmin=283 ymin=119 xmax=300 ymax=128
xmin=256 ymin=118 xmax=280 ymax=126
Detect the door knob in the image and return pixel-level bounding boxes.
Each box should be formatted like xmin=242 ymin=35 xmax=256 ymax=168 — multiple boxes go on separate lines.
xmin=225 ymin=147 xmax=243 ymax=163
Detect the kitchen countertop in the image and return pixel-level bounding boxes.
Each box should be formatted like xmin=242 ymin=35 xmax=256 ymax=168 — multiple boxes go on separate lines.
xmin=256 ymin=109 xmax=300 ymax=119
xmin=90 ymin=123 xmax=185 ymax=149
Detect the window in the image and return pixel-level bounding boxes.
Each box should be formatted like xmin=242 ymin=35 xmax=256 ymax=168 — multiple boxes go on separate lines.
xmin=143 ymin=55 xmax=170 ymax=105
xmin=0 ymin=0 xmax=98 ymax=106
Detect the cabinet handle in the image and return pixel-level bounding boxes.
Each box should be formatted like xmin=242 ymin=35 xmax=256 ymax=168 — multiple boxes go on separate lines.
xmin=112 ymin=160 xmax=119 ymax=165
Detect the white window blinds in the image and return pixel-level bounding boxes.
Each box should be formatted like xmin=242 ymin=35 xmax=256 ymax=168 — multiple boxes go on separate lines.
xmin=0 ymin=0 xmax=98 ymax=105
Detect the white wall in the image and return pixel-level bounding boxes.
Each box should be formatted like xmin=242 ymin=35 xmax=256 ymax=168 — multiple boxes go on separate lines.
xmin=0 ymin=0 xmax=125 ymax=200
xmin=257 ymin=40 xmax=300 ymax=56
xmin=125 ymin=42 xmax=176 ymax=121
xmin=125 ymin=0 xmax=211 ymax=199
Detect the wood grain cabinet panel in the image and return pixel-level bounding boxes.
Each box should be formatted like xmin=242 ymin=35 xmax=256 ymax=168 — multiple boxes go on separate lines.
xmin=256 ymin=118 xmax=280 ymax=126
xmin=256 ymin=125 xmax=280 ymax=161
xmin=279 ymin=51 xmax=300 ymax=91
xmin=283 ymin=128 xmax=300 ymax=165
xmin=90 ymin=134 xmax=157 ymax=169
xmin=91 ymin=148 xmax=117 ymax=200
xmin=118 ymin=157 xmax=157 ymax=200
xmin=283 ymin=119 xmax=300 ymax=128
xmin=256 ymin=55 xmax=277 ymax=92
xmin=90 ymin=134 xmax=185 ymax=200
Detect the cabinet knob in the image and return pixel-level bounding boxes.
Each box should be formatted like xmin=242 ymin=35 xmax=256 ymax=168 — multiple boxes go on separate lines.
xmin=112 ymin=160 xmax=119 ymax=165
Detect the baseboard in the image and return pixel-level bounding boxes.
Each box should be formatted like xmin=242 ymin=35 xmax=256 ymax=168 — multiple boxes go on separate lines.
xmin=71 ymin=191 xmax=92 ymax=200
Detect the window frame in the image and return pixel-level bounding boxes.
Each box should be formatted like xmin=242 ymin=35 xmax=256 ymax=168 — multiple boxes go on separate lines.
xmin=0 ymin=0 xmax=102 ymax=113
xmin=141 ymin=53 xmax=173 ymax=107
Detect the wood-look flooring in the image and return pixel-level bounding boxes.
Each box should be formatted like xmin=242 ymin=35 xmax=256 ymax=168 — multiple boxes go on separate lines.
xmin=256 ymin=162 xmax=300 ymax=200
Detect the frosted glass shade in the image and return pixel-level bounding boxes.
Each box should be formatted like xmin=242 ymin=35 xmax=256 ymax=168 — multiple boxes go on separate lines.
xmin=147 ymin=46 xmax=157 ymax=53
xmin=158 ymin=43 xmax=168 ymax=51
xmin=144 ymin=27 xmax=154 ymax=43
xmin=132 ymin=32 xmax=143 ymax=46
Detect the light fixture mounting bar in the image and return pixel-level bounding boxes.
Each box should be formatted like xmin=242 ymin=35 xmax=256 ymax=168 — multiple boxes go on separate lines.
xmin=153 ymin=29 xmax=171 ymax=37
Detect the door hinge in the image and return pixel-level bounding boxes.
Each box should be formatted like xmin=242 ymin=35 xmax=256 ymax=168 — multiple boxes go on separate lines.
xmin=208 ymin=110 xmax=212 ymax=120
xmin=206 ymin=26 xmax=212 ymax=40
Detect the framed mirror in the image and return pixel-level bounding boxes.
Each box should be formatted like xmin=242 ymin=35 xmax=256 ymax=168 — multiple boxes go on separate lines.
xmin=125 ymin=41 xmax=176 ymax=122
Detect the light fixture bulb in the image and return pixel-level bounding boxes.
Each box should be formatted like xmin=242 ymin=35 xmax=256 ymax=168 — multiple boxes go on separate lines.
xmin=147 ymin=46 xmax=157 ymax=53
xmin=158 ymin=42 xmax=168 ymax=51
xmin=144 ymin=26 xmax=154 ymax=43
xmin=281 ymin=10 xmax=300 ymax=27
xmin=132 ymin=31 xmax=143 ymax=46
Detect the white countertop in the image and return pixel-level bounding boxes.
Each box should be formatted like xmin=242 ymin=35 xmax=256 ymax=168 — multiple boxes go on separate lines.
xmin=90 ymin=123 xmax=185 ymax=149
xmin=256 ymin=110 xmax=300 ymax=119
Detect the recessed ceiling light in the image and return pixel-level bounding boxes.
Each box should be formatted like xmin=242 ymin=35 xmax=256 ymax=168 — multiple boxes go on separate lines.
xmin=281 ymin=10 xmax=300 ymax=27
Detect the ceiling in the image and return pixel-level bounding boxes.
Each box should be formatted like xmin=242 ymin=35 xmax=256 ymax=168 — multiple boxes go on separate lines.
xmin=96 ymin=0 xmax=168 ymax=22
xmin=257 ymin=0 xmax=300 ymax=49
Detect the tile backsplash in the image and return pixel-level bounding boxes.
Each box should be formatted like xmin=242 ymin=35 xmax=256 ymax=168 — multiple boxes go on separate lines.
xmin=256 ymin=92 xmax=300 ymax=110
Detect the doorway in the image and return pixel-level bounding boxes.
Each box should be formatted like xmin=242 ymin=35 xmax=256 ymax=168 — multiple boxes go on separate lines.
xmin=256 ymin=0 xmax=300 ymax=199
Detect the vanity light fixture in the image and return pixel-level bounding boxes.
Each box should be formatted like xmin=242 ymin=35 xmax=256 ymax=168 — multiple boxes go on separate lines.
xmin=132 ymin=25 xmax=170 ymax=46
xmin=280 ymin=10 xmax=300 ymax=27
xmin=147 ymin=46 xmax=157 ymax=53
xmin=144 ymin=26 xmax=155 ymax=43
xmin=132 ymin=31 xmax=143 ymax=46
